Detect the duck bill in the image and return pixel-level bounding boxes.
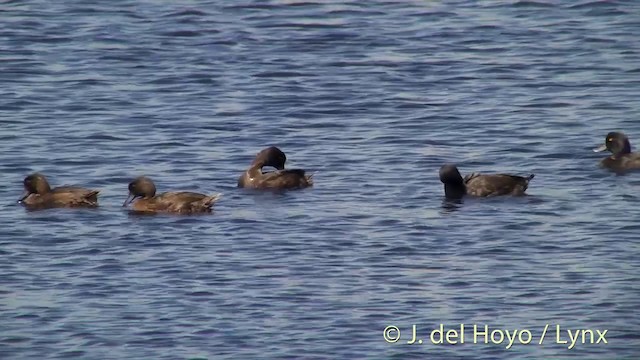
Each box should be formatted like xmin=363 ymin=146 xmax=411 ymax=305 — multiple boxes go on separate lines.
xmin=122 ymin=193 xmax=134 ymax=207
xmin=593 ymin=144 xmax=608 ymax=153
xmin=17 ymin=191 xmax=30 ymax=203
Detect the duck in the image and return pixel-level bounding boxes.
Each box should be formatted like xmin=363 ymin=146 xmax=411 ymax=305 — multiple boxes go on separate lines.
xmin=123 ymin=176 xmax=221 ymax=214
xmin=439 ymin=164 xmax=534 ymax=199
xmin=18 ymin=173 xmax=99 ymax=209
xmin=237 ymin=146 xmax=313 ymax=189
xmin=593 ymin=131 xmax=640 ymax=173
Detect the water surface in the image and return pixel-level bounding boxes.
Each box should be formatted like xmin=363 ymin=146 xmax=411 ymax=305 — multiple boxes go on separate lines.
xmin=1 ymin=0 xmax=639 ymax=359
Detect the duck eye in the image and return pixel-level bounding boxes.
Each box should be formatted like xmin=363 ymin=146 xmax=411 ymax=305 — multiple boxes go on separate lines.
xmin=608 ymin=138 xmax=613 ymax=142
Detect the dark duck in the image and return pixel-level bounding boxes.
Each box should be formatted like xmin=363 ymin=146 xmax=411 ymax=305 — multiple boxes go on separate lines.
xmin=439 ymin=164 xmax=534 ymax=199
xmin=123 ymin=176 xmax=221 ymax=214
xmin=18 ymin=173 xmax=99 ymax=209
xmin=238 ymin=146 xmax=313 ymax=190
xmin=593 ymin=131 xmax=640 ymax=173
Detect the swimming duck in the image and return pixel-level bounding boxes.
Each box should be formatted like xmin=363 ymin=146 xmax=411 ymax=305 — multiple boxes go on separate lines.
xmin=593 ymin=131 xmax=640 ymax=173
xmin=238 ymin=146 xmax=313 ymax=189
xmin=18 ymin=173 xmax=99 ymax=209
xmin=123 ymin=176 xmax=221 ymax=214
xmin=439 ymin=164 xmax=534 ymax=199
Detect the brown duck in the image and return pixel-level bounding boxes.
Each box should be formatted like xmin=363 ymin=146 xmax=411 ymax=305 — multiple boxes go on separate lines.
xmin=123 ymin=176 xmax=221 ymax=214
xmin=18 ymin=173 xmax=99 ymax=209
xmin=439 ymin=164 xmax=534 ymax=199
xmin=593 ymin=131 xmax=640 ymax=173
xmin=238 ymin=146 xmax=313 ymax=189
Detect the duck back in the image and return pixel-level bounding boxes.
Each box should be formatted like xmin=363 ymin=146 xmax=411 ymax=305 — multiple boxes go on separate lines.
xmin=465 ymin=173 xmax=534 ymax=197
xmin=132 ymin=191 xmax=221 ymax=214
xmin=239 ymin=169 xmax=313 ymax=189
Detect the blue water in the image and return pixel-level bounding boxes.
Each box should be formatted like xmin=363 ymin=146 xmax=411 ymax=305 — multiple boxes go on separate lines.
xmin=1 ymin=0 xmax=640 ymax=359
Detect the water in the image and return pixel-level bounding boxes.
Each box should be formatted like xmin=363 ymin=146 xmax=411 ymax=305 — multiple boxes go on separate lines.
xmin=1 ymin=0 xmax=640 ymax=359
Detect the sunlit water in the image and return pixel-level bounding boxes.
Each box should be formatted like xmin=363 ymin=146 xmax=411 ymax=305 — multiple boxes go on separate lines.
xmin=1 ymin=1 xmax=639 ymax=359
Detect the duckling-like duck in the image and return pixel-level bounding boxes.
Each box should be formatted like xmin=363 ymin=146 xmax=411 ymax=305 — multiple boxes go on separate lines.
xmin=18 ymin=173 xmax=99 ymax=209
xmin=439 ymin=164 xmax=534 ymax=199
xmin=123 ymin=176 xmax=221 ymax=214
xmin=593 ymin=131 xmax=640 ymax=173
xmin=238 ymin=146 xmax=313 ymax=189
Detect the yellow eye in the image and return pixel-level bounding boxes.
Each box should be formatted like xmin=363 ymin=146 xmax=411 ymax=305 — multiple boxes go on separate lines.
xmin=608 ymin=138 xmax=613 ymax=142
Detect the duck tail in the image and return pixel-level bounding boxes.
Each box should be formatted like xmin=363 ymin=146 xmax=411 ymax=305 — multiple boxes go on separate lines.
xmin=305 ymin=172 xmax=314 ymax=186
xmin=526 ymin=174 xmax=535 ymax=182
xmin=84 ymin=190 xmax=100 ymax=205
xmin=201 ymin=193 xmax=222 ymax=208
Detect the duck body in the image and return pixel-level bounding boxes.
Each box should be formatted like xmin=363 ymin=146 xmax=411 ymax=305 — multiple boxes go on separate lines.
xmin=439 ymin=164 xmax=534 ymax=199
xmin=129 ymin=191 xmax=220 ymax=214
xmin=594 ymin=131 xmax=640 ymax=173
xmin=464 ymin=172 xmax=534 ymax=197
xmin=124 ymin=176 xmax=221 ymax=214
xmin=238 ymin=146 xmax=312 ymax=190
xmin=19 ymin=173 xmax=99 ymax=209
xmin=238 ymin=168 xmax=312 ymax=189
xmin=600 ymin=154 xmax=640 ymax=173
